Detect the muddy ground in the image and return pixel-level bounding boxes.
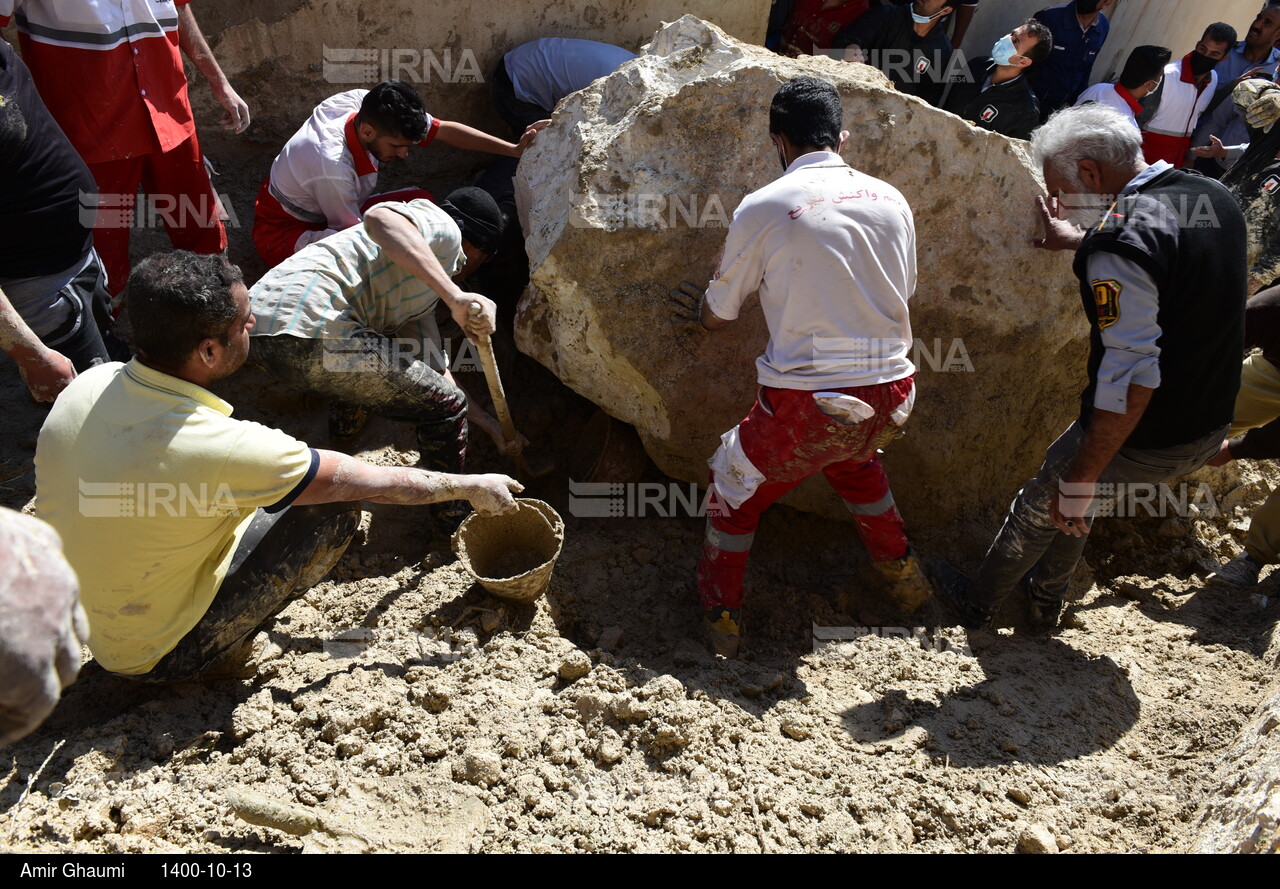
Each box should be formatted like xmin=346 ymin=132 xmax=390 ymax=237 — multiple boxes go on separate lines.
xmin=2 ymin=128 xmax=1279 ymax=854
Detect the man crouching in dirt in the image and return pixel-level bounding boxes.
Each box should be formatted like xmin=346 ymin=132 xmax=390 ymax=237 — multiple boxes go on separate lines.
xmin=939 ymin=104 xmax=1246 ymax=634
xmin=33 ymin=251 xmax=521 ymax=682
xmin=249 ymin=188 xmax=524 ymax=548
xmin=672 ymin=76 xmax=931 ymax=658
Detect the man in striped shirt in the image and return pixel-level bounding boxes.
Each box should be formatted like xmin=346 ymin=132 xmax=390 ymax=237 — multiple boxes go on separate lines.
xmin=248 ymin=189 xmax=519 ymax=543
xmin=0 ymin=1 xmax=250 ymax=299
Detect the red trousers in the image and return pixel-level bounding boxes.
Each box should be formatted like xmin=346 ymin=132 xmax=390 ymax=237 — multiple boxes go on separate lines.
xmin=253 ymin=181 xmax=435 ymax=270
xmin=697 ymin=377 xmax=914 ymax=611
xmin=1142 ymin=131 xmax=1192 ymax=168
xmin=89 ymin=133 xmax=226 ymax=297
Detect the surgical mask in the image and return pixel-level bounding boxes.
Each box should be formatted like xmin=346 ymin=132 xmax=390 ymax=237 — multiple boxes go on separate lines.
xmin=911 ymin=3 xmax=945 ymax=24
xmin=992 ymin=34 xmax=1019 ymax=67
xmin=1189 ymin=51 xmax=1220 ymax=77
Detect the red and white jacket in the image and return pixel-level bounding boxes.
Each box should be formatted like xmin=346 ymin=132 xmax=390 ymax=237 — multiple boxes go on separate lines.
xmin=1143 ymin=55 xmax=1217 ymax=140
xmin=0 ymin=0 xmax=196 ymax=164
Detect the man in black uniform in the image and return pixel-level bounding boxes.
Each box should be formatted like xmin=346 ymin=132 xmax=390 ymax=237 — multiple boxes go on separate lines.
xmin=835 ymin=0 xmax=955 ymax=107
xmin=945 ymin=19 xmax=1053 ymax=141
xmin=0 ymin=37 xmax=125 ymax=403
xmin=941 ymin=103 xmax=1247 ymax=632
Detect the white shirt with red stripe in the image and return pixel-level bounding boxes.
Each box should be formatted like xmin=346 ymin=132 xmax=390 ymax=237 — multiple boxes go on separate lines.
xmin=0 ymin=0 xmax=196 ymax=163
xmin=1075 ymin=81 xmax=1143 ymax=131
xmin=1144 ymin=57 xmax=1217 ymax=140
xmin=705 ymin=151 xmax=916 ymax=390
xmin=265 ymin=89 xmax=438 ymax=232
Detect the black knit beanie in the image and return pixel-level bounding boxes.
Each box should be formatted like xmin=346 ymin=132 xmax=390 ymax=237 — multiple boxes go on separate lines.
xmin=439 ymin=187 xmax=505 ymax=255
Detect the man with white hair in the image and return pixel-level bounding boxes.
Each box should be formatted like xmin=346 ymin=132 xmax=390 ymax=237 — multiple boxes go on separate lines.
xmin=940 ymin=103 xmax=1247 ymax=633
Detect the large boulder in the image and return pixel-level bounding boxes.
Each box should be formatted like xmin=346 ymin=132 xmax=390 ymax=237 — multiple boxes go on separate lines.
xmin=1192 ymin=624 xmax=1280 ymax=853
xmin=515 ymin=16 xmax=1085 ymax=530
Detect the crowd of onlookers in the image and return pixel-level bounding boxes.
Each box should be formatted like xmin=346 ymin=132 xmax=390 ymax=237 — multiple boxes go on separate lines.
xmin=768 ymin=1 xmax=1280 ymax=154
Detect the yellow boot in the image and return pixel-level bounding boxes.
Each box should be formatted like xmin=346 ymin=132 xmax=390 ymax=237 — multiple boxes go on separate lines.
xmin=871 ymin=552 xmax=933 ymax=613
xmin=702 ymin=608 xmax=742 ymax=658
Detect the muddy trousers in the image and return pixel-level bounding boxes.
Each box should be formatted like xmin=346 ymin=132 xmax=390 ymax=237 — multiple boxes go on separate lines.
xmin=697 ymin=378 xmax=915 ymax=612
xmin=135 ymin=502 xmax=361 ymax=683
xmin=970 ymin=419 xmax=1226 ymax=616
xmin=251 ymin=333 xmax=471 ymax=532
xmin=1225 ymin=353 xmax=1280 ymax=563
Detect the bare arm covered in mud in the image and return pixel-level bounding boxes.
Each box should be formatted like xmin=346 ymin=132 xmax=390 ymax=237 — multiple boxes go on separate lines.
xmin=0 ymin=284 xmax=76 ymax=403
xmin=291 ymin=450 xmax=522 ymax=514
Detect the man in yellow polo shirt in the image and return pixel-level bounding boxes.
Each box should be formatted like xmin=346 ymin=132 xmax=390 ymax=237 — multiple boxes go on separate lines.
xmin=35 ymin=251 xmax=520 ymax=681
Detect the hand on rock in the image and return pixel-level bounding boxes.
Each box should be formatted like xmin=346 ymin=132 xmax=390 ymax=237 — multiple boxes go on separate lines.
xmin=1031 ymin=196 xmax=1084 ymax=251
xmin=670 ymin=282 xmax=706 ymax=328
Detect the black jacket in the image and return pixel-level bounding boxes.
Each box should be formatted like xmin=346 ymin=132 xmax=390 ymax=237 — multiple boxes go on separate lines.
xmin=1074 ymin=167 xmax=1246 ymax=449
xmin=945 ymin=56 xmax=1041 ymax=141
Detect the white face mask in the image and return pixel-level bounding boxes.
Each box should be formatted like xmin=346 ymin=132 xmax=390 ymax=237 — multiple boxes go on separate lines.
xmin=992 ymin=34 xmax=1019 ymax=67
xmin=911 ymin=2 xmax=946 ymax=24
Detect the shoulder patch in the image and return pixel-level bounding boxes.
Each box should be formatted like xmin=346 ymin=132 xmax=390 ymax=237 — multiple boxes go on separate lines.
xmin=980 ymin=105 xmax=999 ymax=122
xmin=1263 ymin=174 xmax=1280 ymax=196
xmin=1092 ymin=279 xmax=1122 ymax=329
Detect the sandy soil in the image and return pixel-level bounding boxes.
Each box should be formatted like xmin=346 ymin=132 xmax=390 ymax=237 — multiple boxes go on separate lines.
xmin=2 ymin=129 xmax=1279 ymax=855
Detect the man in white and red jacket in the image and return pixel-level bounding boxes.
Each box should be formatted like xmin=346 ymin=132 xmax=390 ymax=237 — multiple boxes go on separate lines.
xmin=672 ymin=76 xmax=930 ymax=658
xmin=0 ymin=1 xmax=250 ymax=299
xmin=1141 ymin=22 xmax=1235 ymax=167
xmin=254 ymin=81 xmax=544 ymax=269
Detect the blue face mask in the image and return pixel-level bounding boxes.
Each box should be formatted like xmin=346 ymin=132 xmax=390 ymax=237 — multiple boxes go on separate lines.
xmin=992 ymin=34 xmax=1019 ymax=66
xmin=911 ymin=3 xmax=944 ymax=24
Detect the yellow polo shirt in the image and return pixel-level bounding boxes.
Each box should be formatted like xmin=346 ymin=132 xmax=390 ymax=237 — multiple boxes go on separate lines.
xmin=34 ymin=360 xmax=316 ymax=675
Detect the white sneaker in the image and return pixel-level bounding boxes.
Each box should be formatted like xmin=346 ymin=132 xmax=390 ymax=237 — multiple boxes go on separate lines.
xmin=1207 ymin=552 xmax=1263 ymax=588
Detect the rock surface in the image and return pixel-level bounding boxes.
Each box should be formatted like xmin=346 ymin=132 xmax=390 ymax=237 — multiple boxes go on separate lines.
xmin=515 ymin=16 xmax=1084 ymax=528
xmin=1193 ymin=619 xmax=1280 ymax=854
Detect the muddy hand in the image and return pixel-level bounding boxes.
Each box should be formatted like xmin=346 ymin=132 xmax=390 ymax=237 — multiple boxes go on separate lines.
xmin=1247 ymin=88 xmax=1280 ymax=131
xmin=465 ymin=474 xmax=524 ymax=515
xmin=17 ymin=348 xmax=76 ymax=403
xmin=461 ymin=296 xmax=498 ymax=342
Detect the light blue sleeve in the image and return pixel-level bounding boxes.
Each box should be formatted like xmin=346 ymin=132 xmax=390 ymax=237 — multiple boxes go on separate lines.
xmin=1089 ymin=252 xmax=1162 ymax=415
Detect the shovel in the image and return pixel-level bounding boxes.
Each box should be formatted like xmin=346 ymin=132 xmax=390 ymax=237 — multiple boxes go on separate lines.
xmin=469 ymin=301 xmax=555 ymax=480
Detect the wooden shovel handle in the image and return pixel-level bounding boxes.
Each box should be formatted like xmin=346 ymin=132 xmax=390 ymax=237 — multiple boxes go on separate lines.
xmin=469 ymin=302 xmax=528 ymax=469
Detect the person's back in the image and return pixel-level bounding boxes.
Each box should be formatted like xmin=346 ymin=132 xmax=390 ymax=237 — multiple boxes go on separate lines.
xmin=502 ymin=38 xmax=635 ymax=111
xmin=35 ymin=359 xmax=314 ymax=674
xmin=726 ymin=154 xmax=915 ymax=388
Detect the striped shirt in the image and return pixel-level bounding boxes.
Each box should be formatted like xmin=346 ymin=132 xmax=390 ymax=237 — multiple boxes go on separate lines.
xmin=249 ymin=200 xmax=465 ymax=341
xmin=0 ymin=0 xmax=195 ymax=163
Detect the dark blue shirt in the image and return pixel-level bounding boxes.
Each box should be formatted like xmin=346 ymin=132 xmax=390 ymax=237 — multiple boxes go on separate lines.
xmin=1031 ymin=1 xmax=1110 ymax=117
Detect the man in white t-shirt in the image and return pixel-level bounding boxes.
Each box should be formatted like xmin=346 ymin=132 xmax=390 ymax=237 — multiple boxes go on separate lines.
xmin=1074 ymin=45 xmax=1170 ymax=131
xmin=253 ymin=80 xmax=545 ymax=268
xmin=672 ymin=77 xmax=930 ymax=657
